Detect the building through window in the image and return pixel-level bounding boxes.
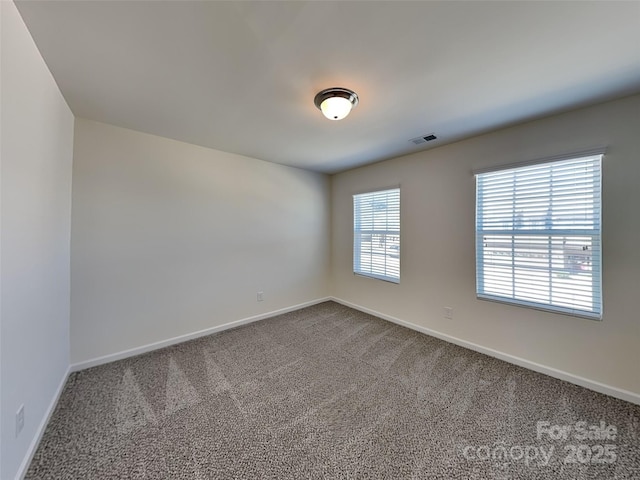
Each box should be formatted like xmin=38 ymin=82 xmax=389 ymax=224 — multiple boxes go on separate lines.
xmin=353 ymin=188 xmax=400 ymax=283
xmin=475 ymin=153 xmax=602 ymax=319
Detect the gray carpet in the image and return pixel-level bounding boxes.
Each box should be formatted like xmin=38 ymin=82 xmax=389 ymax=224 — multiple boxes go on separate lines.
xmin=26 ymin=301 xmax=639 ymax=479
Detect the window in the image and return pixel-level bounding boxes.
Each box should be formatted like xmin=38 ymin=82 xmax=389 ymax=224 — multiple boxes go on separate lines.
xmin=475 ymin=153 xmax=602 ymax=319
xmin=353 ymin=188 xmax=400 ymax=283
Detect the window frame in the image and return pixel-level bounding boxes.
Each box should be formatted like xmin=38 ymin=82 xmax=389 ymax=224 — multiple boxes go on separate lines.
xmin=474 ymin=150 xmax=604 ymax=320
xmin=353 ymin=187 xmax=401 ymax=284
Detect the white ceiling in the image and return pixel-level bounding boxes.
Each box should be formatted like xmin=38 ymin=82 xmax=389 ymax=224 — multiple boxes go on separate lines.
xmin=15 ymin=1 xmax=640 ymax=174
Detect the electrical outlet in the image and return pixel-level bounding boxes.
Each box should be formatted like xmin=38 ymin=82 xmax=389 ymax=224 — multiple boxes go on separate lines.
xmin=257 ymin=291 xmax=264 ymax=302
xmin=16 ymin=404 xmax=24 ymax=437
xmin=444 ymin=307 xmax=453 ymax=320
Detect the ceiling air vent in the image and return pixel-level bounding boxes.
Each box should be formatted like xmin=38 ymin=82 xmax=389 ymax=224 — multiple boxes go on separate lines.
xmin=410 ymin=133 xmax=437 ymax=145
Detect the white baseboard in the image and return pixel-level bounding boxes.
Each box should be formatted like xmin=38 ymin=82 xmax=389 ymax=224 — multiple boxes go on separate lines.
xmin=70 ymin=297 xmax=332 ymax=372
xmin=330 ymin=297 xmax=640 ymax=406
xmin=16 ymin=365 xmax=71 ymax=480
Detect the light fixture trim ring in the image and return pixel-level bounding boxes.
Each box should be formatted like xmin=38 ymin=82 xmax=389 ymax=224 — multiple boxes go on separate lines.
xmin=313 ymin=87 xmax=359 ymax=111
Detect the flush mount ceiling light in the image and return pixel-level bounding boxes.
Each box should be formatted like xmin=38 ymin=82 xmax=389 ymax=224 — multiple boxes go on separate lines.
xmin=314 ymin=87 xmax=359 ymax=121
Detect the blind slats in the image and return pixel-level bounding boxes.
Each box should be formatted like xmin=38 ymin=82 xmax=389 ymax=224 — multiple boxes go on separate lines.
xmin=354 ymin=188 xmax=400 ymax=283
xmin=476 ymin=155 xmax=602 ymax=319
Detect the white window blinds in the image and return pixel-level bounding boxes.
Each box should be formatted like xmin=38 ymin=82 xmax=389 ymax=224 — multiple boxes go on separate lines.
xmin=475 ymin=154 xmax=602 ymax=319
xmin=353 ymin=188 xmax=400 ymax=283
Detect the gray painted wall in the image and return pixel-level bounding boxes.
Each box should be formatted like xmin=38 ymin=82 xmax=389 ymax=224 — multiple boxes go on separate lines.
xmin=1 ymin=2 xmax=74 ymax=478
xmin=70 ymin=119 xmax=330 ymax=364
xmin=332 ymin=94 xmax=640 ymax=396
